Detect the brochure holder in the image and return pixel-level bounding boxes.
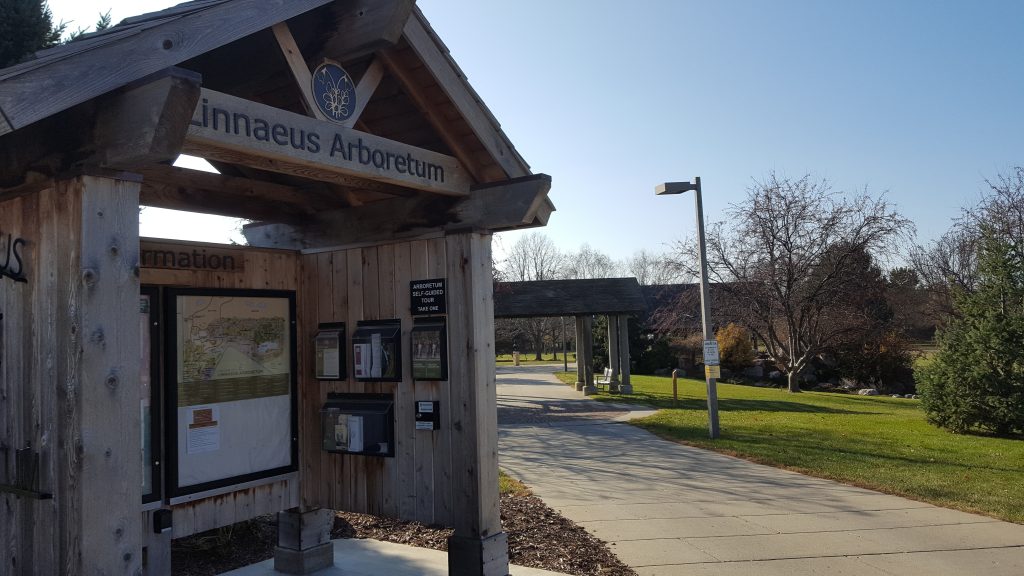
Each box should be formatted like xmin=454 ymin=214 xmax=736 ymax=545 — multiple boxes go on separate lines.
xmin=351 ymin=320 xmax=402 ymax=382
xmin=321 ymin=393 xmax=395 ymax=457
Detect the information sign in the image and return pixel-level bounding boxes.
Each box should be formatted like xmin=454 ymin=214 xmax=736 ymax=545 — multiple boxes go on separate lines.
xmin=705 ymin=364 xmax=721 ymax=379
xmin=703 ymin=340 xmax=720 ymax=366
xmin=410 ymin=278 xmax=446 ymax=315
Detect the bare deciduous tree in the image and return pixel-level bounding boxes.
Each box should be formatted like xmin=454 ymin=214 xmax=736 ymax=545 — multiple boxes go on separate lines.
xmin=911 ymin=167 xmax=1024 ymax=322
xmin=502 ymin=232 xmax=565 ymax=281
xmin=626 ymin=248 xmax=686 ymax=285
xmin=672 ymin=173 xmax=913 ymax=392
xmin=564 ymin=243 xmax=618 ymax=279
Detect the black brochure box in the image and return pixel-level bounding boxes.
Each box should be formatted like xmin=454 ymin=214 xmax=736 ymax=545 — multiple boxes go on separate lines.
xmin=321 ymin=393 xmax=395 ymax=457
xmin=351 ymin=319 xmax=402 ymax=382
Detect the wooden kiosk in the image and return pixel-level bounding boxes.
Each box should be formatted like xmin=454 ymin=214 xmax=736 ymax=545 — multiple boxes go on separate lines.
xmin=0 ymin=1 xmax=552 ymax=574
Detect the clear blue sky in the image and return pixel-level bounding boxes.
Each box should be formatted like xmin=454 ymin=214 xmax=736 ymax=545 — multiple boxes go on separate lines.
xmin=51 ymin=0 xmax=1024 ymax=261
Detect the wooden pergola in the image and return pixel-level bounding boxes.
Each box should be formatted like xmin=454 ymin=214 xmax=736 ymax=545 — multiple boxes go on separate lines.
xmin=494 ymin=278 xmax=646 ymax=394
xmin=0 ymin=2 xmax=551 ymax=575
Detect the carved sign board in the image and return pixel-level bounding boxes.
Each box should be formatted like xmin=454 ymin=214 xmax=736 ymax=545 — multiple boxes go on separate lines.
xmin=185 ymin=89 xmax=472 ymax=196
xmin=0 ymin=233 xmax=27 ymax=283
xmin=140 ymin=241 xmax=245 ymax=273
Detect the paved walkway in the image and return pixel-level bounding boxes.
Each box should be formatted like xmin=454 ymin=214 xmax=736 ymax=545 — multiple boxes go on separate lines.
xmin=497 ymin=365 xmax=1024 ymax=576
xmin=222 ymin=539 xmax=567 ymax=576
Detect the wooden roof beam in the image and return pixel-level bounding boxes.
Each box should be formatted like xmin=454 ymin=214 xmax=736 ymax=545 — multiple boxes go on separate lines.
xmin=378 ymin=49 xmax=488 ymax=183
xmin=272 ymin=22 xmax=329 ymax=122
xmin=402 ymin=8 xmax=531 ymax=179
xmin=137 ymin=164 xmax=316 ymax=224
xmin=342 ymin=58 xmax=385 ymax=128
xmin=242 ymin=173 xmax=552 ymax=250
xmin=0 ymin=0 xmax=337 ymax=132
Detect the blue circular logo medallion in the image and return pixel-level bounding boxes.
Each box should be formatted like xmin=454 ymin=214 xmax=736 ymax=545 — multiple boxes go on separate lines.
xmin=311 ymin=61 xmax=356 ymax=123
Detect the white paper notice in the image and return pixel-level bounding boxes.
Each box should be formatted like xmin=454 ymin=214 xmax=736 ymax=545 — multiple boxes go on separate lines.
xmin=187 ymin=405 xmax=221 ymax=454
xmin=354 ymin=343 xmax=369 ymax=378
xmin=371 ymin=333 xmax=382 ymax=378
xmin=348 ymin=415 xmax=364 ymax=452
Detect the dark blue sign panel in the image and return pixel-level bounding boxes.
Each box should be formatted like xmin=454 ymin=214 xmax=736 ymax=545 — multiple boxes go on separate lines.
xmin=311 ymin=61 xmax=357 ymax=123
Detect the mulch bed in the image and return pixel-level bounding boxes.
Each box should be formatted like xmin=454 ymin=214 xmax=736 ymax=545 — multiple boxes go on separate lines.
xmin=172 ymin=493 xmax=635 ymax=576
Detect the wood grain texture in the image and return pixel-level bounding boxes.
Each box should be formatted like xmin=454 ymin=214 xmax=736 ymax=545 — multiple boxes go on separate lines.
xmin=0 ymin=0 xmax=334 ymax=131
xmin=185 ymin=89 xmax=471 ymax=196
xmin=272 ymin=22 xmax=328 ymax=122
xmin=78 ymin=175 xmax=143 ymax=573
xmin=402 ymin=9 xmax=530 ymax=179
xmin=444 ymin=233 xmax=501 ymax=538
xmin=343 ymin=58 xmax=386 ymax=129
xmin=243 ymin=174 xmax=552 ymax=250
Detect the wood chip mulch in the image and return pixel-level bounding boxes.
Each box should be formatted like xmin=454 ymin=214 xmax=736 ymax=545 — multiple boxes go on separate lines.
xmin=172 ymin=493 xmax=635 ymax=576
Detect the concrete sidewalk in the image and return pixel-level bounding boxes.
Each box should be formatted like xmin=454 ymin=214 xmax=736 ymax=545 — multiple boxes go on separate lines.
xmin=497 ymin=365 xmax=1024 ymax=576
xmin=222 ymin=539 xmax=569 ymax=576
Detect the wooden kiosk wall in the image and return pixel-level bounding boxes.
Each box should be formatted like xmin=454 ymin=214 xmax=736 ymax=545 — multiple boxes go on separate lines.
xmin=140 ymin=240 xmax=301 ymax=538
xmin=0 ymin=176 xmax=143 ymax=574
xmin=298 ymin=236 xmax=458 ymax=526
xmin=141 ymin=234 xmax=480 ymax=536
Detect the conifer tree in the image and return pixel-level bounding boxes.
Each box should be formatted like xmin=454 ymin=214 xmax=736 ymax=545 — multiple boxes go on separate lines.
xmin=0 ymin=0 xmax=64 ymax=68
xmin=918 ymin=230 xmax=1024 ymax=435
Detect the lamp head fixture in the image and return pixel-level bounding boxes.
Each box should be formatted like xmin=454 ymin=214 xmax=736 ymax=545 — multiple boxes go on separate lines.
xmin=655 ymin=177 xmax=701 ymax=195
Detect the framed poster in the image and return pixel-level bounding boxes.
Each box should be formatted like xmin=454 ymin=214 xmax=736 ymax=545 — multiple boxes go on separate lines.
xmin=411 ymin=318 xmax=448 ymax=381
xmin=164 ymin=288 xmax=297 ymax=499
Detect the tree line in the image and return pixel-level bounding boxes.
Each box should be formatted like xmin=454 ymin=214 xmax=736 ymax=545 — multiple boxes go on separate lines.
xmin=497 ymin=168 xmax=1024 ymax=437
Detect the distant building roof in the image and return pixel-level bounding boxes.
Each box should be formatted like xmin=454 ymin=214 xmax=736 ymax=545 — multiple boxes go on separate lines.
xmin=494 ymin=278 xmax=647 ymax=318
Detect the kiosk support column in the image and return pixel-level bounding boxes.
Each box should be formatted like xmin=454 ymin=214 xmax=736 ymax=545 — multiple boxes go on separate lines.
xmin=76 ymin=174 xmax=144 ymax=573
xmin=445 ymin=232 xmax=508 ymax=576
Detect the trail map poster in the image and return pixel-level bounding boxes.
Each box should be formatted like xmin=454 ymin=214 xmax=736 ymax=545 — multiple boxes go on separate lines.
xmin=170 ymin=291 xmax=295 ymax=495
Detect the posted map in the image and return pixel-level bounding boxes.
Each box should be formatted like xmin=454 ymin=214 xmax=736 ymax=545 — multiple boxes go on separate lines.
xmin=177 ymin=295 xmax=291 ymax=407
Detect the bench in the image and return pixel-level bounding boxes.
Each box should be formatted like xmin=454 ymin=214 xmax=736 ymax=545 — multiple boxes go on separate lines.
xmin=594 ymin=367 xmax=613 ymax=390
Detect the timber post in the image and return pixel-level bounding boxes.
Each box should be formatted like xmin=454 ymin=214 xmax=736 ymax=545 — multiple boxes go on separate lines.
xmin=574 ymin=316 xmax=586 ymax=391
xmin=445 ymin=232 xmax=508 ymax=576
xmin=618 ymin=314 xmax=633 ymax=394
xmin=607 ymin=314 xmax=621 ymax=392
xmin=582 ymin=315 xmax=597 ymax=396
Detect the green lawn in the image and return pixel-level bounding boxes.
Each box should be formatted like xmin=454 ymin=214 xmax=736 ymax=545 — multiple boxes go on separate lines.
xmin=554 ymin=371 xmax=1024 ymax=523
xmin=496 ymin=352 xmax=574 ymax=365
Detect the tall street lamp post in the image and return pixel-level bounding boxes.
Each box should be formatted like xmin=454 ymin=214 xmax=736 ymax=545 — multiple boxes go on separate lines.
xmin=655 ymin=177 xmax=720 ymax=439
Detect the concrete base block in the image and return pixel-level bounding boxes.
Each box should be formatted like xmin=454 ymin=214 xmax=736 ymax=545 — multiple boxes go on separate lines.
xmin=618 ymin=384 xmax=633 ymax=394
xmin=574 ymin=382 xmax=585 ymax=391
xmin=273 ymin=542 xmax=333 ymax=574
xmin=448 ymin=532 xmax=509 ymax=576
xmin=582 ymin=385 xmax=598 ymax=396
xmin=608 ymin=383 xmax=620 ymax=393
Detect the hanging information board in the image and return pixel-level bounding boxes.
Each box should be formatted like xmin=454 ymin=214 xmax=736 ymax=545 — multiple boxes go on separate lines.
xmin=165 ymin=288 xmax=297 ymax=499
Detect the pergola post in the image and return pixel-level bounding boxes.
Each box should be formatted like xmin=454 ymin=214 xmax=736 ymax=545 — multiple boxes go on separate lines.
xmin=574 ymin=316 xmax=586 ymax=391
xmin=445 ymin=232 xmax=508 ymax=576
xmin=618 ymin=314 xmax=633 ymax=394
xmin=582 ymin=315 xmax=597 ymax=396
xmin=607 ymin=315 xmax=621 ymax=392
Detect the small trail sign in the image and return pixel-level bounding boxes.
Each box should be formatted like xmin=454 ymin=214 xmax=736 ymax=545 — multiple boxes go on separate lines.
xmin=703 ymin=340 xmax=720 ymax=366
